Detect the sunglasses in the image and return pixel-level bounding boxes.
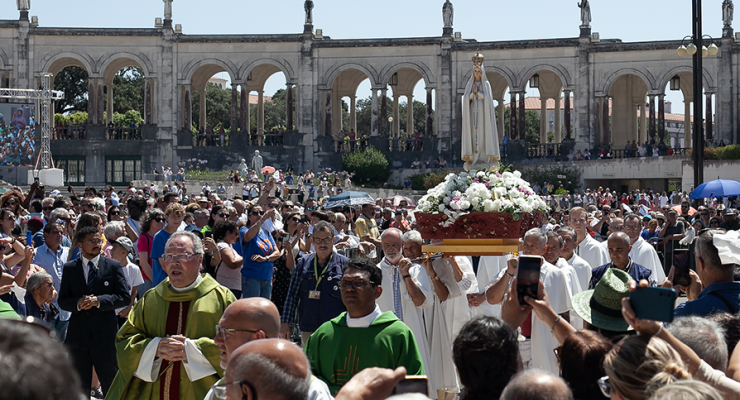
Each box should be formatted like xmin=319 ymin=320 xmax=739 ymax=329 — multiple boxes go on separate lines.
xmin=306 ymin=206 xmax=318 ymax=211
xmin=110 ymin=211 xmax=120 ymax=216
xmin=43 ymin=207 xmax=54 ymax=211
xmin=153 ymin=217 xmax=166 ymax=223
xmin=218 ymin=213 xmax=229 ymax=218
xmin=267 ymin=204 xmax=279 ymax=208
xmin=251 ymin=211 xmax=265 ymax=216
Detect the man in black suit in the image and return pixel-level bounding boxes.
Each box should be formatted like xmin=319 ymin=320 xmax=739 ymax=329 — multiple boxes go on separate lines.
xmin=58 ymin=226 xmax=130 ymax=396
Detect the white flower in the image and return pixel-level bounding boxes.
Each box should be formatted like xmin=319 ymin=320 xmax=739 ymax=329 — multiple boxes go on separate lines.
xmin=483 ymin=199 xmax=495 ymax=212
xmin=438 ymin=204 xmax=446 ymax=212
xmin=460 ymin=200 xmax=471 ymax=210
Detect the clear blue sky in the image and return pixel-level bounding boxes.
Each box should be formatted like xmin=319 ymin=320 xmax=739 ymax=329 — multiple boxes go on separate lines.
xmin=1 ymin=0 xmax=727 ymax=113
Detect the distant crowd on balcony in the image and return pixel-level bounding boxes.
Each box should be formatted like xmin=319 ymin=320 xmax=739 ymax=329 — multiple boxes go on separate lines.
xmin=0 ymin=110 xmax=35 ymax=166
xmin=332 ymin=129 xmax=430 ymax=153
xmin=192 ymin=124 xmax=287 ymax=147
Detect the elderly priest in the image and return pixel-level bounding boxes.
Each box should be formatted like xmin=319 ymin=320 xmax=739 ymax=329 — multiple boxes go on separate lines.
xmin=107 ymin=231 xmax=237 ymax=400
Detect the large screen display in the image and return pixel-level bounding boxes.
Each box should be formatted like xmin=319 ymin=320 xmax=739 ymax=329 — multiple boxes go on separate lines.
xmin=0 ymin=103 xmax=36 ymax=166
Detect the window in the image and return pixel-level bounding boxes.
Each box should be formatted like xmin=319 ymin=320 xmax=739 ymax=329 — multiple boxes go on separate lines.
xmin=54 ymin=156 xmax=85 ymax=186
xmin=105 ymin=156 xmax=141 ymax=185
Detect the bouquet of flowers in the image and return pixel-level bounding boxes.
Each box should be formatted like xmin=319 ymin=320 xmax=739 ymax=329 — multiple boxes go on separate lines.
xmin=415 ymin=168 xmax=549 ymax=229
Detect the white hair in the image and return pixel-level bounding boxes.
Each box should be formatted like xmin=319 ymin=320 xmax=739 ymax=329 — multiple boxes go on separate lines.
xmin=103 ymin=221 xmax=125 ymax=240
xmin=524 ymin=228 xmax=547 ymax=247
xmin=402 ymin=230 xmax=423 ymax=246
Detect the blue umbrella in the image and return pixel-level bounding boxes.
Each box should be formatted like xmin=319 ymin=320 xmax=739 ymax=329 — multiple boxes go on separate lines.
xmin=690 ymin=179 xmax=740 ymax=199
xmin=322 ymin=191 xmax=375 ymax=209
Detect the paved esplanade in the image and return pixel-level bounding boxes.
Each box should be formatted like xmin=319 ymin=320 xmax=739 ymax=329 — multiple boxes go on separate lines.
xmin=0 ymin=1 xmax=737 ymax=182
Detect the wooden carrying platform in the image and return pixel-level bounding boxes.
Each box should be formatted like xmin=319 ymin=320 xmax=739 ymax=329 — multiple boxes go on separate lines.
xmin=421 ymin=239 xmax=521 ymax=256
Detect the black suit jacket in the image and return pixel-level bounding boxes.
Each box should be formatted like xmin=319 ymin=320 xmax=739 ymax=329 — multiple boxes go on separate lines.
xmin=58 ymin=256 xmax=131 ymax=349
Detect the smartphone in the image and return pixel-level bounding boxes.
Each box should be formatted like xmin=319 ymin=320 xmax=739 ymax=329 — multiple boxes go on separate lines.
xmin=204 ymin=231 xmax=213 ymax=239
xmin=516 ymin=255 xmax=543 ymax=304
xmin=630 ymin=286 xmax=677 ymax=323
xmin=392 ymin=376 xmax=428 ymax=395
xmin=300 ymin=215 xmax=309 ymax=224
xmin=672 ymin=249 xmax=691 ymax=287
xmin=34 ymin=176 xmax=39 ymax=183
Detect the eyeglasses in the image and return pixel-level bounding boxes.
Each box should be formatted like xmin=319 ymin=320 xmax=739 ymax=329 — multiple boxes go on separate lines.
xmin=218 ymin=213 xmax=229 ymax=218
xmin=5 ymin=215 xmax=15 ymax=221
xmin=215 ymin=325 xmax=259 ymax=341
xmin=598 ymin=376 xmax=611 ymax=398
xmin=624 ymin=224 xmax=641 ymax=231
xmin=43 ymin=207 xmax=54 ymax=211
xmin=153 ymin=217 xmax=166 ymax=223
xmin=110 ymin=211 xmax=120 ymax=216
xmin=306 ymin=206 xmax=318 ymax=211
xmin=210 ymin=379 xmax=258 ymax=400
xmin=43 ymin=281 xmax=54 ymax=288
xmin=313 ymin=236 xmax=333 ymax=244
xmin=339 ymin=279 xmax=371 ymax=290
xmin=267 ymin=203 xmax=279 ymax=208
xmin=85 ymin=239 xmax=104 ymax=245
xmin=553 ymin=346 xmax=562 ymax=362
xmin=163 ymin=253 xmax=196 ymax=263
xmin=251 ymin=211 xmax=265 ymax=216
xmin=291 ymin=217 xmax=300 ymax=222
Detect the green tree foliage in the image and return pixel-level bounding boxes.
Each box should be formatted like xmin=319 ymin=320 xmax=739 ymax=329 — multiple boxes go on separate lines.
xmin=498 ymin=104 xmax=542 ymax=144
xmin=53 ymin=66 xmax=88 ymax=114
xmin=342 ymin=146 xmax=391 ymax=187
xmin=111 ymin=67 xmax=144 ymax=115
xmin=520 ymin=165 xmax=580 ymax=192
xmin=410 ymin=171 xmax=447 ymax=190
xmin=192 ymin=83 xmax=232 ymax=130
xmin=354 ymin=95 xmax=434 ymax=136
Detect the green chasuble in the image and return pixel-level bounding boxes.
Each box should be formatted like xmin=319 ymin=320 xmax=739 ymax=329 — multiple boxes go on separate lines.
xmin=304 ymin=310 xmax=425 ymax=394
xmin=106 ymin=274 xmax=236 ymax=400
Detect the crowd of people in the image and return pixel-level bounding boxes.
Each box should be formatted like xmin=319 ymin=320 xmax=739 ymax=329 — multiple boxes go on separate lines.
xmin=2 ymin=176 xmax=740 ymax=400
xmin=0 ymin=110 xmax=36 ymax=166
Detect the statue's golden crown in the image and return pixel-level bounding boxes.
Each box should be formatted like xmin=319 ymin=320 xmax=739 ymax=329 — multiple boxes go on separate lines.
xmin=472 ymin=52 xmax=484 ymax=67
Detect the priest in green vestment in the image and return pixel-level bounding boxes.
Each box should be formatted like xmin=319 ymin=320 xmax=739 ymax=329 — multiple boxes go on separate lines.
xmin=106 ymin=231 xmax=236 ymax=400
xmin=305 ymin=260 xmax=425 ymax=394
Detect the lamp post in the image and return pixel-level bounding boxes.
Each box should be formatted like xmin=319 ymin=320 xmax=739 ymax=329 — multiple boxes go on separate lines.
xmin=677 ymin=2 xmax=719 ymax=190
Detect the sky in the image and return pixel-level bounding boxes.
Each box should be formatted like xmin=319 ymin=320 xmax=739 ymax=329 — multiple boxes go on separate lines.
xmin=1 ymin=0 xmax=729 ymax=114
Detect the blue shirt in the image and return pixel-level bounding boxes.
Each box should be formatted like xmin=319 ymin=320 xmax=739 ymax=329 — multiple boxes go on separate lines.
xmin=32 ymin=231 xmax=71 ymax=248
xmin=151 ymin=230 xmax=173 ymax=286
xmin=32 ymin=244 xmax=71 ymax=321
xmin=674 ymin=281 xmax=740 ymax=317
xmin=240 ymin=226 xmax=276 ymax=281
xmin=589 ymin=260 xmax=656 ymax=290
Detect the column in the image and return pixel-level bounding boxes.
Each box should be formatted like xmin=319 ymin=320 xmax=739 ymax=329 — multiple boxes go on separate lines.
xmin=106 ymin=83 xmax=113 ymax=125
xmin=257 ymin=90 xmax=265 ymax=135
xmin=684 ymin=100 xmax=692 ymax=148
xmin=706 ymin=93 xmax=713 ymax=142
xmin=97 ymin=79 xmax=104 ymax=125
xmin=658 ymin=94 xmax=665 ymax=144
xmin=183 ymin=85 xmax=192 ymax=131
xmin=539 ymin=98 xmax=547 ymax=143
xmin=497 ymin=98 xmax=505 ymax=141
xmin=638 ymin=100 xmax=646 ymax=145
xmin=554 ymin=95 xmax=562 ymax=143
xmin=144 ymin=79 xmax=153 ymax=125
xmin=510 ymin=92 xmax=517 ymax=140
xmin=406 ymin=94 xmax=414 ymax=138
xmin=426 ymin=88 xmax=433 ymax=136
xmin=371 ymin=89 xmax=379 ymax=136
xmin=286 ymin=83 xmax=294 ymax=130
xmin=380 ymin=88 xmax=388 ymax=135
xmin=603 ymin=96 xmax=610 ymax=145
xmin=324 ymin=90 xmax=332 ymax=137
xmin=393 ymin=91 xmax=400 ymax=137
xmin=239 ymin=84 xmax=248 ymax=132
xmin=230 ymin=86 xmax=238 ymax=132
xmin=564 ymin=90 xmax=571 ymax=140
xmin=350 ymin=95 xmax=357 ymax=134
xmin=649 ymin=95 xmax=656 ymax=143
xmin=199 ymin=90 xmax=207 ymax=130
xmin=87 ymin=80 xmax=96 ymax=125
xmin=518 ymin=93 xmax=526 ymax=142
xmin=597 ymin=97 xmax=604 ymax=144
xmin=0 ymin=71 xmax=5 ymax=104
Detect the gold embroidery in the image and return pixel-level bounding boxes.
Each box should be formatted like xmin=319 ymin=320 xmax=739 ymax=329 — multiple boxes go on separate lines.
xmin=162 ymin=302 xmax=184 ymax=400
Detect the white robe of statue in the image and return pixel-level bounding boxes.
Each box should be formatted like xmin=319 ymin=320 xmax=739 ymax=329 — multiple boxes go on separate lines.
xmin=461 ymin=65 xmax=500 ymax=170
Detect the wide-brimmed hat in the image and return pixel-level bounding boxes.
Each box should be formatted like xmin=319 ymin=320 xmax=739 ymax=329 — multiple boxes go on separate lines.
xmin=572 ymin=268 xmax=633 ymax=332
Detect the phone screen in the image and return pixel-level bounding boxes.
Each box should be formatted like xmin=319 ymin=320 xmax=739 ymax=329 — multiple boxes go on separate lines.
xmin=392 ymin=376 xmax=428 ymax=395
xmin=672 ymin=249 xmax=690 ymax=287
xmin=516 ymin=256 xmax=542 ymax=304
xmin=630 ymin=286 xmax=677 ymax=323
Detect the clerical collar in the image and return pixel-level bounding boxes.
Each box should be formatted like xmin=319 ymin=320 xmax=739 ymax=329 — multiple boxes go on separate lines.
xmin=171 ymin=274 xmax=203 ymax=293
xmin=346 ymin=305 xmax=382 ymax=328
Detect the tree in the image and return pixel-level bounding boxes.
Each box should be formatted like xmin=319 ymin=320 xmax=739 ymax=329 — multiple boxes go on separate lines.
xmin=53 ymin=66 xmax=88 ymax=114
xmin=192 ymin=82 xmax=232 ymax=130
xmin=111 ymin=66 xmax=144 ymax=115
xmin=353 ymin=95 xmax=435 ymax=137
xmin=498 ymin=104 xmax=541 ymax=143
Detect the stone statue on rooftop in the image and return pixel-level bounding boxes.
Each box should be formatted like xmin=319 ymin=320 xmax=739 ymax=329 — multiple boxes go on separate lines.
xmin=577 ymin=0 xmax=591 ymax=27
xmin=164 ymin=0 xmax=173 ymax=20
xmin=17 ymin=0 xmax=30 ymax=11
xmin=443 ymin=1 xmax=454 ymax=28
xmin=305 ymin=0 xmax=314 ymax=25
xmin=724 ymin=0 xmax=734 ymax=28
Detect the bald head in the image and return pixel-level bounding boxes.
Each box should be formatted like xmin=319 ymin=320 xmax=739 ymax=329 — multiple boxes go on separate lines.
xmin=223 ymin=298 xmax=281 ymax=338
xmin=501 ymin=370 xmax=573 ymax=400
xmin=225 ymin=339 xmax=310 ymax=400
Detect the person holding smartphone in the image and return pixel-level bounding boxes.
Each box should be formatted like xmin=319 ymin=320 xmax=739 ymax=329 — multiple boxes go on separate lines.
xmin=481 ymin=228 xmax=571 ymax=374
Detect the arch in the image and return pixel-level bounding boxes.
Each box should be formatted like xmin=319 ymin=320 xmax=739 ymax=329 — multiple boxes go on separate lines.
xmin=599 ymin=68 xmax=655 ymax=96
xmin=517 ymin=64 xmax=572 ymax=91
xmin=180 ymin=58 xmax=238 ymax=89
xmin=655 ymin=65 xmax=715 ymax=93
xmin=240 ymin=58 xmax=296 ymax=86
xmin=378 ymin=61 xmax=436 ymax=89
xmin=39 ymin=51 xmax=95 ymax=76
xmin=99 ymin=52 xmax=154 ymax=84
xmin=320 ymin=63 xmax=378 ymax=89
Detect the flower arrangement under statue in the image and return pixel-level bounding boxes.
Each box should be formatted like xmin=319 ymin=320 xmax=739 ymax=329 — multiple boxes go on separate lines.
xmin=414 ymin=167 xmax=548 ymax=240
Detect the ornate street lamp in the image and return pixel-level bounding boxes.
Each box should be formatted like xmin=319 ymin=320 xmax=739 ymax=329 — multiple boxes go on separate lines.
xmin=670 ymin=75 xmax=681 ymax=91
xmin=529 ymin=73 xmax=540 ymax=89
xmin=389 ymin=73 xmax=398 ymax=86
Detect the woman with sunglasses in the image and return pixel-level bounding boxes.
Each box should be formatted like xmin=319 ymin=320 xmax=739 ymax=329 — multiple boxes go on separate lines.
xmin=0 ymin=208 xmax=30 ymax=276
xmin=136 ymin=208 xmax=165 ymax=297
xmin=206 ymin=204 xmax=229 ymax=233
xmin=0 ymin=190 xmax=25 ymax=224
xmin=213 ymin=220 xmax=243 ymax=299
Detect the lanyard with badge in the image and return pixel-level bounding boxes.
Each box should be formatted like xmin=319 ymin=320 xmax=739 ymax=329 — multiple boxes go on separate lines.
xmin=309 ymin=253 xmax=333 ymax=300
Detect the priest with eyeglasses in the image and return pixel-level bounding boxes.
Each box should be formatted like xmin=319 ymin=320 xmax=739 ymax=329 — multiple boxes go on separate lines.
xmin=107 ymin=231 xmax=237 ymax=400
